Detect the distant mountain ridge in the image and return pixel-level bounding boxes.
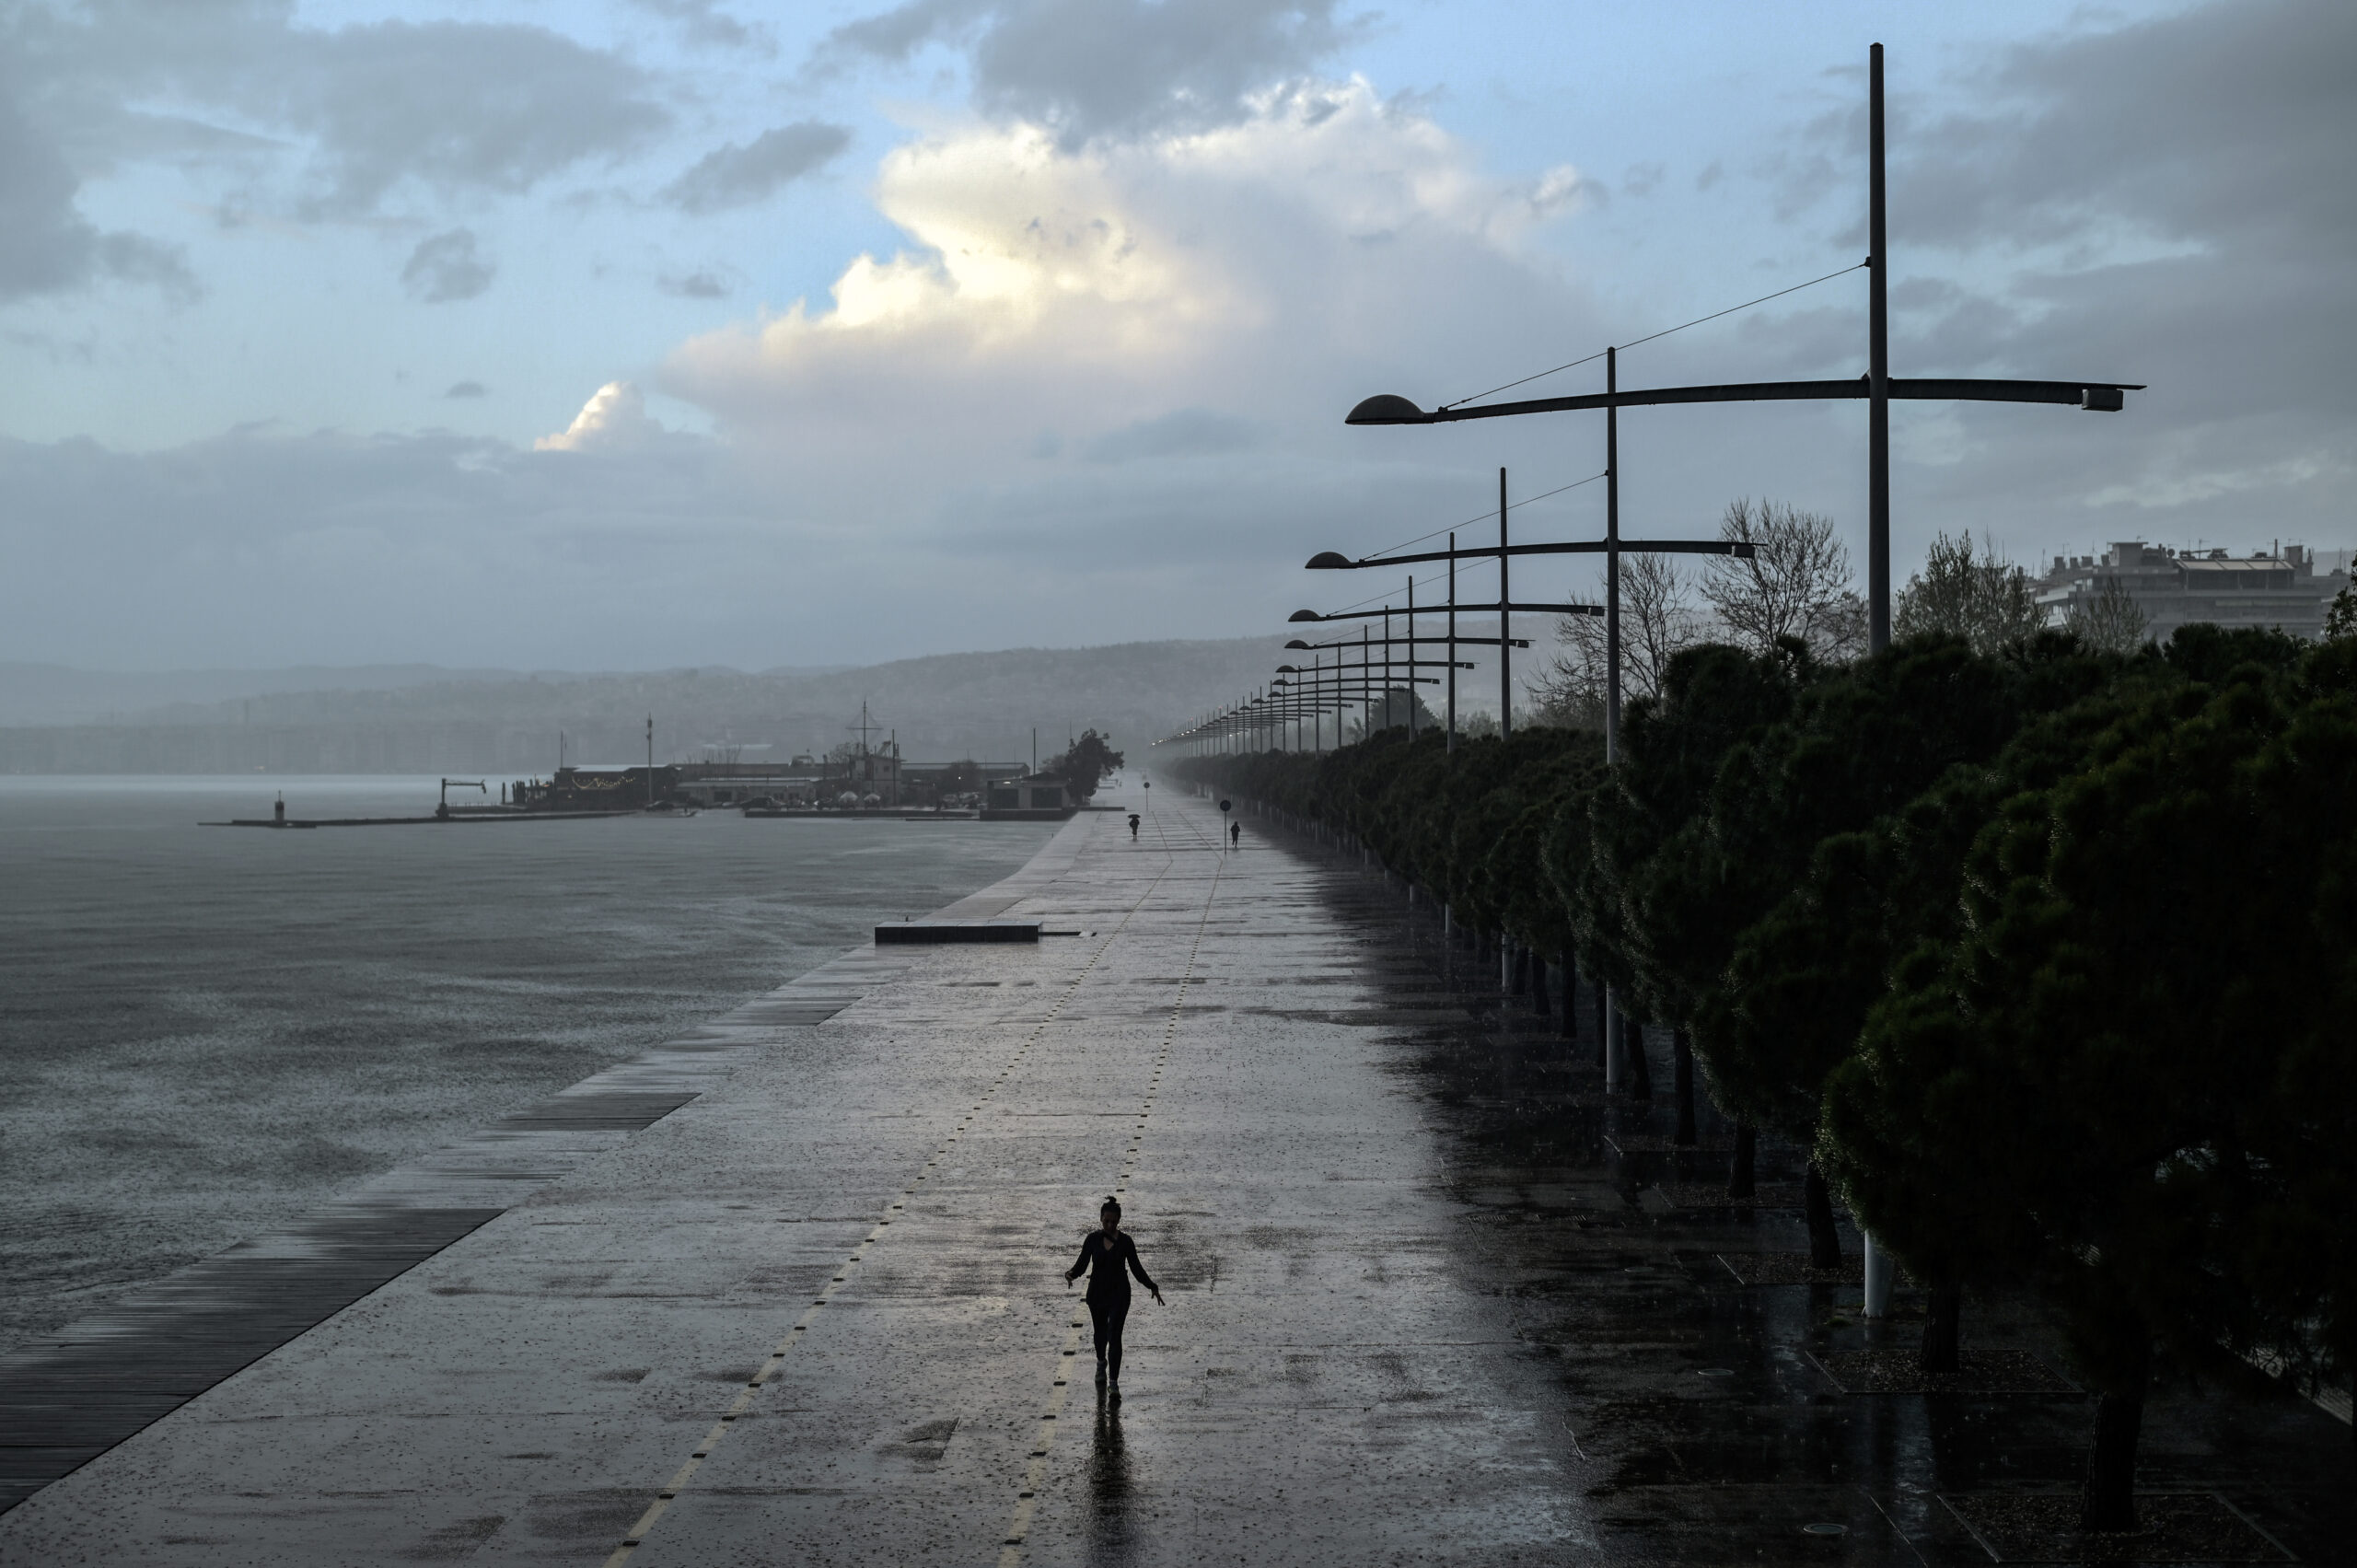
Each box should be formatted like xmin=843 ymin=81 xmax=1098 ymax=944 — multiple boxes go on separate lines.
xmin=0 ymin=639 xmax=1300 ymax=773
xmin=0 ymin=662 xmax=520 ymax=727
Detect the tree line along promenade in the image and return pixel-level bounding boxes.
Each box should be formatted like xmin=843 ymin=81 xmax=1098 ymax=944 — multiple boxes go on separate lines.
xmin=1171 ymin=616 xmax=2357 ymax=1539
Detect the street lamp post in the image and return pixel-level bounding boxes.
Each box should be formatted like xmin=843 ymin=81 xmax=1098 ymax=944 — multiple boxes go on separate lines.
xmin=1446 ymin=532 xmax=1458 ymax=750
xmin=1336 ymin=43 xmax=2141 ymax=1103
xmin=1345 ymin=46 xmax=2138 ymax=676
xmin=1869 ymin=41 xmax=1890 ymax=653
xmin=1606 ymin=348 xmax=1620 ymax=759
xmin=1499 ymin=469 xmax=1512 ymax=738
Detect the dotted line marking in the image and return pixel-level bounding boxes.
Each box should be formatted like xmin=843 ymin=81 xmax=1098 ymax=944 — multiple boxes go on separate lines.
xmin=996 ymin=824 xmax=1226 ymax=1566
xmin=602 ymin=819 xmax=1172 ymax=1568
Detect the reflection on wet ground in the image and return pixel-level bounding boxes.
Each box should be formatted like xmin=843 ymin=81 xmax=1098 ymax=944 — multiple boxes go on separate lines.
xmin=2 ymin=793 xmax=2343 ymax=1565
xmin=1293 ymin=823 xmax=2351 ymax=1563
xmin=1087 ymin=1388 xmax=1135 ymax=1568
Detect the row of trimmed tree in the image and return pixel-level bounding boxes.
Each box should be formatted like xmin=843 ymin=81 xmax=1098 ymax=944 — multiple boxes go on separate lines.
xmin=1172 ymin=623 xmax=2355 ymax=1527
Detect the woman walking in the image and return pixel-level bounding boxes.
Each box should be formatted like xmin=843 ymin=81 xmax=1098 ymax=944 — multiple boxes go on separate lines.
xmin=1066 ymin=1197 xmax=1161 ymax=1388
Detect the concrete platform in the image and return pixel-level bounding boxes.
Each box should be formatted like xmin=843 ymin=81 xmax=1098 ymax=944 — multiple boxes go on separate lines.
xmin=4 ymin=787 xmax=2347 ymax=1565
xmin=0 ymin=792 xmax=1593 ymax=1565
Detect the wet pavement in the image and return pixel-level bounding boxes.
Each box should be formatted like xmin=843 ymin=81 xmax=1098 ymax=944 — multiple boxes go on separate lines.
xmin=0 ymin=787 xmax=2346 ymax=1564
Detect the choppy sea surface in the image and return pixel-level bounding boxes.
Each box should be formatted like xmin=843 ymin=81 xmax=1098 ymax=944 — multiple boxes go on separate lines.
xmin=0 ymin=777 xmax=1055 ymax=1353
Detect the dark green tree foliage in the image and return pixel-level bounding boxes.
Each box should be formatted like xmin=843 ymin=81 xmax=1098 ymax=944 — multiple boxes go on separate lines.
xmin=1586 ymin=643 xmax=1809 ymax=1029
xmin=1581 ymin=641 xmax=1808 ymax=1116
xmin=1819 ymin=647 xmax=2357 ymax=1527
xmin=1694 ymin=636 xmax=2119 ymax=1134
xmin=1678 ymin=634 xmax=2118 ymax=1269
xmin=1178 ymin=727 xmax=1601 ymax=958
xmin=2232 ymin=642 xmax=2357 ymax=1446
xmin=1047 ymin=729 xmax=1126 ymax=799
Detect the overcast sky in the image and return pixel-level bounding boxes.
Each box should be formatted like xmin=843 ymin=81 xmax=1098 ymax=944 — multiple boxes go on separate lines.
xmin=1 ymin=0 xmax=2347 ymax=671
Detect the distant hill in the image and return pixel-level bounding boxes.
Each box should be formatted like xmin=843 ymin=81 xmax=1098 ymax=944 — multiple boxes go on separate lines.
xmin=0 ymin=662 xmax=522 ymax=727
xmin=0 ymin=639 xmax=1303 ymax=773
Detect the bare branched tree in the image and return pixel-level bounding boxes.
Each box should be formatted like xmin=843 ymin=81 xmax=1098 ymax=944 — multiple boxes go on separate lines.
xmin=1701 ymin=498 xmax=1866 ymax=661
xmin=1532 ymin=611 xmax=1608 ymax=731
xmin=1531 ymin=553 xmax=1709 ymax=728
xmin=2328 ymin=582 xmax=2357 ymax=643
xmin=1893 ymin=530 xmax=2046 ymax=654
xmin=2063 ymin=575 xmax=2151 ymax=655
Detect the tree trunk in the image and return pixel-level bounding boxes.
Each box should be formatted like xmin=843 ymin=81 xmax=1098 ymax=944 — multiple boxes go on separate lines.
xmin=1625 ymin=1015 xmax=1654 ymax=1101
xmin=2080 ymin=1334 xmax=2151 ymax=1533
xmin=1672 ymin=1029 xmax=1698 ymax=1145
xmin=1559 ymin=949 xmax=1577 ymax=1040
xmin=1804 ymin=1161 xmax=1842 ymax=1269
xmin=1593 ymin=985 xmax=1609 ymax=1072
xmin=1920 ymin=1285 xmax=1962 ymax=1375
xmin=1507 ymin=942 xmax=1527 ymax=995
xmin=1727 ymin=1123 xmax=1756 ymax=1199
xmin=1530 ymin=955 xmax=1550 ymax=1016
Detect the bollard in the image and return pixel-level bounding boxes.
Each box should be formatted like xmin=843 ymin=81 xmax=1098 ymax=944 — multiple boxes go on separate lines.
xmin=1863 ymin=1232 xmax=1893 ymax=1318
xmin=1604 ymin=988 xmax=1623 ymax=1092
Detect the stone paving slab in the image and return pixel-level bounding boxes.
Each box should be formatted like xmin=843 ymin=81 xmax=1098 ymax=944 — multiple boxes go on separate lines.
xmin=6 ymin=786 xmax=2350 ymax=1565
xmin=0 ymin=793 xmax=1602 ymax=1565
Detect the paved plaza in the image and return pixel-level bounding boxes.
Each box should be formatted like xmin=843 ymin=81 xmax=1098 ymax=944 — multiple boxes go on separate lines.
xmin=0 ymin=787 xmax=2346 ymax=1565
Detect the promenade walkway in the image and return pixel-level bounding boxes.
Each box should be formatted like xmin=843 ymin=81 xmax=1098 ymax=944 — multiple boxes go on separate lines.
xmin=3 ymin=785 xmax=2345 ymax=1565
xmin=0 ymin=790 xmax=1587 ymax=1565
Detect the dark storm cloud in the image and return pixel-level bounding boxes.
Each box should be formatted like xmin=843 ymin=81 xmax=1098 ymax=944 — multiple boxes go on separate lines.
xmin=1904 ymin=0 xmax=2350 ymax=259
xmin=660 ymin=271 xmax=731 ymax=298
xmin=627 ymin=0 xmax=766 ymax=52
xmin=0 ymin=93 xmax=191 ymax=303
xmin=0 ymin=424 xmax=742 ymax=668
xmin=1083 ymin=408 xmax=1264 ymax=463
xmin=661 ymin=122 xmax=849 ymax=213
xmin=813 ymin=0 xmax=1359 ymax=144
xmin=8 ymin=3 xmax=671 ymax=217
xmin=1778 ymin=0 xmax=2354 ymax=539
xmin=401 ymin=229 xmax=493 ymax=303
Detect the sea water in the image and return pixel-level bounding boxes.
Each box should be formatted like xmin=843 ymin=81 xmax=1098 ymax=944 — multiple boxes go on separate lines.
xmin=0 ymin=777 xmax=1055 ymax=1352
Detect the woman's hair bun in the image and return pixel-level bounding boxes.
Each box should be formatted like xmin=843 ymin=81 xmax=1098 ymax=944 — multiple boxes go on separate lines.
xmin=1100 ymin=1196 xmax=1121 ymax=1214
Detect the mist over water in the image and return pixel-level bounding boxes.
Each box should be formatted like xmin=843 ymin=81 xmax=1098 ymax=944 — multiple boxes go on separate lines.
xmin=0 ymin=777 xmax=1055 ymax=1353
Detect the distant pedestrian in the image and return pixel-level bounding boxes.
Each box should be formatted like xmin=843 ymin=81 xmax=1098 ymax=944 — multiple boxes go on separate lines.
xmin=1065 ymin=1197 xmax=1161 ymax=1389
xmin=1128 ymin=813 xmax=1141 ymax=840
xmin=1229 ymin=820 xmax=1240 ymax=850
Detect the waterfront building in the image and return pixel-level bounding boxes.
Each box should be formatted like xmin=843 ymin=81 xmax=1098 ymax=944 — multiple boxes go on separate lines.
xmin=987 ymin=773 xmax=1071 ymax=811
xmin=2033 ymin=541 xmax=2349 ymax=643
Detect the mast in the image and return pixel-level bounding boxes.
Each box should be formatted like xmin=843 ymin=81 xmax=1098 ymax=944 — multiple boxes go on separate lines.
xmin=1499 ymin=467 xmax=1512 ymax=738
xmin=1446 ymin=532 xmax=1458 ymax=751
xmin=1606 ymin=347 xmax=1621 ymax=764
xmin=1869 ymin=41 xmax=1891 ymax=654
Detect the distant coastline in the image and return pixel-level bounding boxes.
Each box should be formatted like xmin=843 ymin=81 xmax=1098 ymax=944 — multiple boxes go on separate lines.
xmin=0 ymin=634 xmax=1333 ymax=773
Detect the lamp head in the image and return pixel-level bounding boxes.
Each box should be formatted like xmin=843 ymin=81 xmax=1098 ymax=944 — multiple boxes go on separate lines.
xmin=1288 ymin=610 xmax=1323 ymax=623
xmin=1344 ymin=393 xmax=1428 ymax=425
xmin=1305 ymin=551 xmax=1353 ymax=569
xmin=1284 ymin=638 xmax=1311 ymax=649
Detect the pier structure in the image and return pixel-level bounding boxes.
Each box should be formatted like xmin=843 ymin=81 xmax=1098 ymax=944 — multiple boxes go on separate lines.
xmin=1 ymin=790 xmax=2345 ymax=1563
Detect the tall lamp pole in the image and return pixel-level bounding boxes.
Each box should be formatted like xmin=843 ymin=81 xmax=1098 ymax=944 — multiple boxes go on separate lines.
xmin=1446 ymin=533 xmax=1458 ymax=750
xmin=1868 ymin=41 xmax=1890 ymax=654
xmin=1605 ymin=348 xmax=1621 ymax=762
xmin=1498 ymin=469 xmax=1512 ymax=738
xmin=1344 ymin=45 xmax=2137 ymax=698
